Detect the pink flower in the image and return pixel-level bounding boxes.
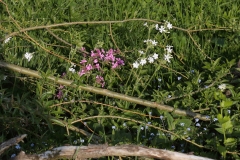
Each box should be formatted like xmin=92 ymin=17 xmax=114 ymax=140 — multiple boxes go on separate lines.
xmin=78 ymin=69 xmax=86 ymax=76
xmin=56 ymin=90 xmax=63 ymax=99
xmin=95 ymin=63 xmax=100 ymax=70
xmin=112 ymin=62 xmax=118 ymax=69
xmin=80 ymin=59 xmax=87 ymax=64
xmin=94 ymin=59 xmax=98 ymax=63
xmin=116 ymin=58 xmax=124 ymax=66
xmin=86 ymin=64 xmax=93 ymax=71
xmin=96 ymin=75 xmax=105 ymax=87
xmin=81 ymin=47 xmax=85 ymax=51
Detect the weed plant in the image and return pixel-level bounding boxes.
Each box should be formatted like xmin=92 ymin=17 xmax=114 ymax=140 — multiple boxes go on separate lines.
xmin=0 ymin=0 xmax=240 ymax=159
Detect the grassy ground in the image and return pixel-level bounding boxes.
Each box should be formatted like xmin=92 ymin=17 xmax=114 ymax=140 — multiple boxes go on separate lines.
xmin=1 ymin=0 xmax=240 ymax=159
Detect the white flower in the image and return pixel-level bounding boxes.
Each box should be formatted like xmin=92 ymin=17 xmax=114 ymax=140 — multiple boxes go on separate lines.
xmin=80 ymin=139 xmax=84 ymax=143
xmin=24 ymin=52 xmax=34 ymax=62
xmin=112 ymin=126 xmax=116 ymax=130
xmin=155 ymin=24 xmax=159 ymax=30
xmin=11 ymin=154 xmax=16 ymax=158
xmin=213 ymin=118 xmax=218 ymax=122
xmin=123 ymin=123 xmax=127 ymax=127
xmin=187 ymin=128 xmax=191 ymax=131
xmin=160 ymin=115 xmax=164 ymax=120
xmin=149 ymin=112 xmax=152 ymax=115
xmin=133 ymin=61 xmax=140 ymax=68
xmin=177 ymin=76 xmax=182 ymax=80
xmin=218 ymin=84 xmax=226 ymax=92
xmin=4 ymin=37 xmax=12 ymax=43
xmin=180 ymin=123 xmax=185 ymax=126
xmin=69 ymin=67 xmax=75 ymax=73
xmin=152 ymin=53 xmax=158 ymax=59
xmin=166 ymin=21 xmax=173 ymax=30
xmin=141 ymin=126 xmax=144 ymax=130
xmin=140 ymin=58 xmax=147 ymax=66
xmin=196 ymin=123 xmax=201 ymax=127
xmin=195 ymin=118 xmax=199 ymax=122
xmin=158 ymin=78 xmax=162 ymax=82
xmin=148 ymin=56 xmax=154 ymax=63
xmin=164 ymin=53 xmax=173 ymax=63
xmin=3 ymin=75 xmax=7 ymax=80
xmin=159 ymin=25 xmax=166 ymax=33
xmin=138 ymin=50 xmax=144 ymax=54
xmin=151 ymin=40 xmax=158 ymax=46
xmin=165 ymin=45 xmax=173 ymax=53
xmin=143 ymin=22 xmax=148 ymax=27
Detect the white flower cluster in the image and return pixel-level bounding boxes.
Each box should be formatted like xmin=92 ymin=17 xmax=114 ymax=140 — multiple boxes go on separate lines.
xmin=155 ymin=20 xmax=173 ymax=33
xmin=133 ymin=52 xmax=159 ymax=68
xmin=69 ymin=63 xmax=76 ymax=73
xmin=143 ymin=39 xmax=158 ymax=46
xmin=218 ymin=84 xmax=226 ymax=92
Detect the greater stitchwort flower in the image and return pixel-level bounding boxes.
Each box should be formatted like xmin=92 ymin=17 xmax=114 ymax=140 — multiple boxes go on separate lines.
xmin=24 ymin=52 xmax=34 ymax=62
xmin=218 ymin=84 xmax=226 ymax=92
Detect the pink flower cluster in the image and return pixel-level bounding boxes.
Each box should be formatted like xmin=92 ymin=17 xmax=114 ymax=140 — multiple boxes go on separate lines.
xmin=78 ymin=48 xmax=124 ymax=87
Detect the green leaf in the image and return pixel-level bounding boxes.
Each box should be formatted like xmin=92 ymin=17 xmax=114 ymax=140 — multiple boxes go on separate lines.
xmin=165 ymin=112 xmax=175 ymax=130
xmin=217 ymin=144 xmax=226 ymax=158
xmin=224 ymin=138 xmax=237 ymax=147
xmin=215 ymin=127 xmax=224 ymax=134
xmin=220 ymin=100 xmax=233 ymax=108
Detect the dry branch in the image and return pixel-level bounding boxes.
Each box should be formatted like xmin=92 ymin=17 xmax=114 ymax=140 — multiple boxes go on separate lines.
xmin=0 ymin=61 xmax=210 ymax=121
xmin=10 ymin=144 xmax=214 ymax=160
xmin=0 ymin=134 xmax=27 ymax=156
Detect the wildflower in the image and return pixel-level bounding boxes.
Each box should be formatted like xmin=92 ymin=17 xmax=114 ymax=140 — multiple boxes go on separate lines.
xmin=187 ymin=137 xmax=191 ymax=140
xmin=158 ymin=78 xmax=162 ymax=82
xmin=140 ymin=58 xmax=147 ymax=66
xmin=198 ymin=79 xmax=201 ymax=83
xmin=177 ymin=76 xmax=182 ymax=80
xmin=11 ymin=154 xmax=16 ymax=158
xmin=160 ymin=115 xmax=164 ymax=120
xmin=143 ymin=22 xmax=148 ymax=27
xmin=165 ymin=45 xmax=173 ymax=53
xmin=123 ymin=123 xmax=127 ymax=127
xmin=167 ymin=95 xmax=172 ymax=98
xmin=83 ymin=122 xmax=87 ymax=126
xmin=96 ymin=75 xmax=105 ymax=87
xmin=86 ymin=64 xmax=93 ymax=71
xmin=81 ymin=47 xmax=85 ymax=51
xmin=80 ymin=59 xmax=87 ymax=64
xmin=148 ymin=56 xmax=154 ymax=63
xmin=141 ymin=126 xmax=144 ymax=130
xmin=213 ymin=118 xmax=218 ymax=122
xmin=228 ymin=110 xmax=231 ymax=114
xmin=24 ymin=52 xmax=34 ymax=62
xmin=218 ymin=84 xmax=226 ymax=92
xmin=151 ymin=40 xmax=158 ymax=46
xmin=159 ymin=25 xmax=166 ymax=33
xmin=3 ymin=75 xmax=7 ymax=80
xmin=195 ymin=118 xmax=199 ymax=123
xmin=133 ymin=61 xmax=140 ymax=68
xmin=95 ymin=63 xmax=100 ymax=70
xmin=164 ymin=53 xmax=173 ymax=63
xmin=149 ymin=112 xmax=152 ymax=116
xmin=69 ymin=67 xmax=75 ymax=73
xmin=15 ymin=144 xmax=21 ymax=149
xmin=94 ymin=59 xmax=98 ymax=63
xmin=138 ymin=50 xmax=144 ymax=54
xmin=155 ymin=24 xmax=159 ymax=30
xmin=150 ymin=133 xmax=155 ymax=136
xmin=56 ymin=90 xmax=63 ymax=99
xmin=152 ymin=53 xmax=158 ymax=59
xmin=180 ymin=123 xmax=185 ymax=126
xmin=187 ymin=128 xmax=191 ymax=131
xmin=80 ymin=139 xmax=84 ymax=143
xmin=4 ymin=37 xmax=11 ymax=43
xmin=73 ymin=140 xmax=78 ymax=144
xmin=166 ymin=21 xmax=173 ymax=30
xmin=78 ymin=69 xmax=86 ymax=76
xmin=203 ymin=128 xmax=207 ymax=131
xmin=196 ymin=123 xmax=201 ymax=127
xmin=112 ymin=126 xmax=116 ymax=130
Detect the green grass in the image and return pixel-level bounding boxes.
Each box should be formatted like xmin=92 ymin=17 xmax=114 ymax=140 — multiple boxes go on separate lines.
xmin=1 ymin=0 xmax=240 ymax=159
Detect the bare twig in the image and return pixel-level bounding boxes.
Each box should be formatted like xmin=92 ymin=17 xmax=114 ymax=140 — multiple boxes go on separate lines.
xmin=0 ymin=61 xmax=210 ymax=121
xmin=0 ymin=134 xmax=27 ymax=156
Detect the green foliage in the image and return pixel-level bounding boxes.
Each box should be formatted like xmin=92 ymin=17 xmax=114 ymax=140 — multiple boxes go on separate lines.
xmin=1 ymin=0 xmax=240 ymax=159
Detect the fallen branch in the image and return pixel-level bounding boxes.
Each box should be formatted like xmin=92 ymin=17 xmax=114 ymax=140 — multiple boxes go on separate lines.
xmin=0 ymin=134 xmax=27 ymax=156
xmin=0 ymin=61 xmax=210 ymax=121
xmin=10 ymin=144 xmax=214 ymax=160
